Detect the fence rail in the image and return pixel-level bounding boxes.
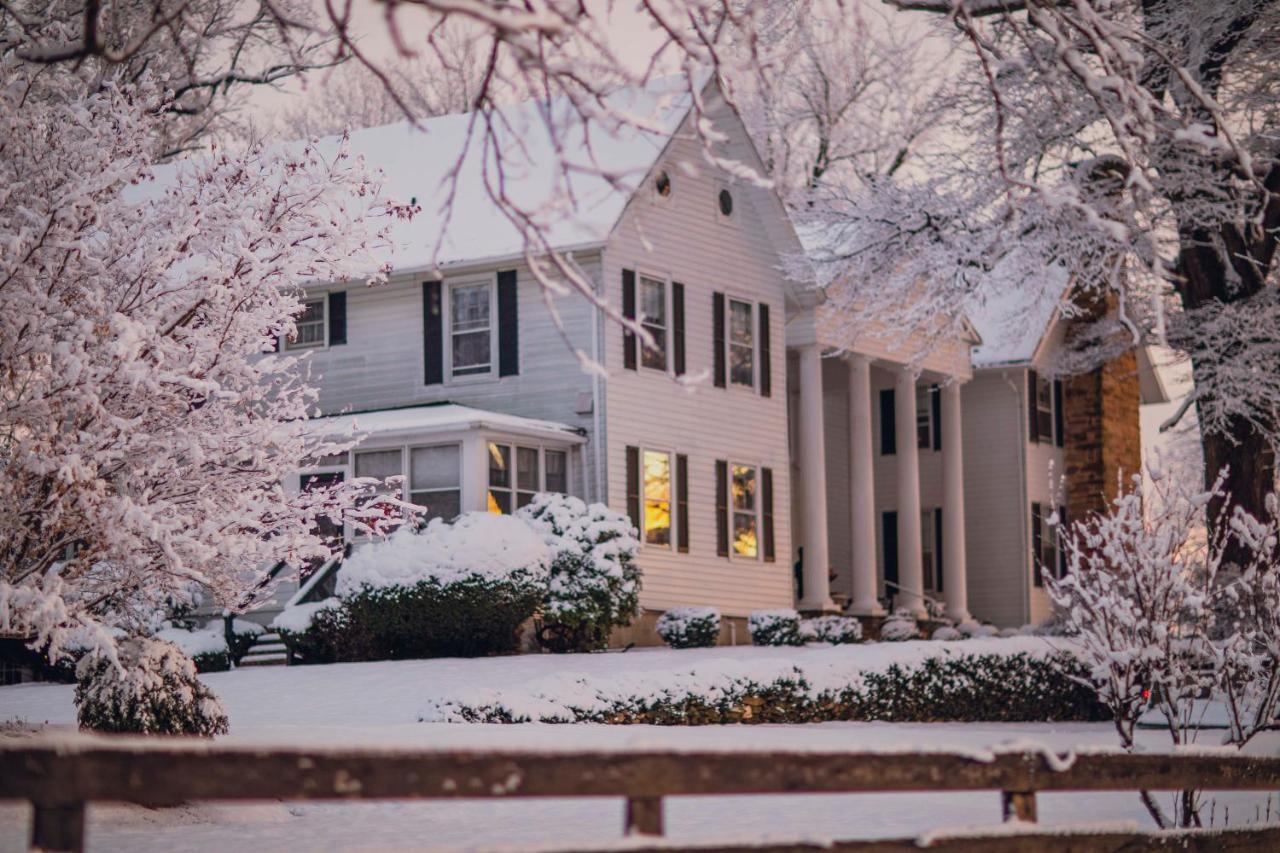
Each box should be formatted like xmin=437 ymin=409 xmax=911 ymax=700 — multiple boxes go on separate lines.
xmin=3 ymin=736 xmax=1279 ymax=851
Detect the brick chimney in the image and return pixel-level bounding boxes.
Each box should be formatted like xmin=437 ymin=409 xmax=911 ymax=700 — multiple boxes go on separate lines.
xmin=1063 ymin=348 xmax=1141 ymax=521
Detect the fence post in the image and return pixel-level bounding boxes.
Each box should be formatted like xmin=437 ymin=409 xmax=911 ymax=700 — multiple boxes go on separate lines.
xmin=1001 ymin=790 xmax=1037 ymax=823
xmin=30 ymin=801 xmax=85 ymax=852
xmin=625 ymin=796 xmax=664 ymax=836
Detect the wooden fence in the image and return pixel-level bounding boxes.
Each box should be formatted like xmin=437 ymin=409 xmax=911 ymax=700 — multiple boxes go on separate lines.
xmin=3 ymin=736 xmax=1280 ymax=852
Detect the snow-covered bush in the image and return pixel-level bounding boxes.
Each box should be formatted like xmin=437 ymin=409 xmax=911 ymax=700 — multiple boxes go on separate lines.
xmin=283 ymin=514 xmax=551 ymax=662
xmin=154 ymin=620 xmax=263 ymax=672
xmin=748 ymin=609 xmax=803 ymax=647
xmin=75 ymin=638 xmax=229 ymax=736
xmin=957 ymin=621 xmax=999 ymax=639
xmin=930 ymin=626 xmax=963 ymax=642
xmin=656 ymin=607 xmax=721 ymax=649
xmin=800 ymin=615 xmax=863 ymax=645
xmin=879 ymin=612 xmax=920 ymax=642
xmin=516 ymin=493 xmax=641 ymax=652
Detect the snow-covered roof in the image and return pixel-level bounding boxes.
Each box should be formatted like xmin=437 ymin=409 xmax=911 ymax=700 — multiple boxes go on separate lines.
xmin=307 ymin=82 xmax=692 ymax=271
xmin=968 ymin=258 xmax=1072 ymax=368
xmin=309 ymin=402 xmax=586 ymax=445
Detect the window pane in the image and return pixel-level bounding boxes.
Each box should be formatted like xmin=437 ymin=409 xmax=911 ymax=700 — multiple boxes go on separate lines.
xmin=733 ymin=512 xmax=758 ymax=557
xmin=452 ymin=284 xmax=490 ymax=331
xmin=730 ymin=342 xmax=752 ymax=386
xmin=516 ymin=491 xmax=537 ymax=509
xmin=731 ymin=464 xmax=755 ymax=511
xmin=488 ymin=443 xmax=511 ymax=488
xmin=916 ymin=390 xmax=931 ymax=448
xmin=295 ymin=321 xmax=324 ymax=345
xmin=487 ymin=489 xmax=512 ymax=515
xmin=452 ymin=330 xmax=490 ymax=373
xmin=545 ymin=450 xmax=568 ymax=493
xmin=410 ymin=489 xmax=461 ymax=523
xmin=354 ymin=450 xmax=402 ymax=491
xmin=643 ymin=450 xmax=671 ymax=547
xmin=640 ymin=278 xmax=666 ymax=325
xmin=645 ymin=500 xmax=671 ymax=546
xmin=410 ymin=445 xmax=460 ymax=491
xmin=729 ymin=300 xmax=753 ymax=345
xmin=642 ymin=325 xmax=667 ymax=370
xmin=921 ymin=510 xmax=935 ymax=589
xmin=516 ymin=447 xmax=540 ymax=492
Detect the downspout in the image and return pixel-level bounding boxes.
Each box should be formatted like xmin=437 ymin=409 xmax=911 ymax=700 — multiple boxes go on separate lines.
xmin=1003 ymin=369 xmax=1032 ymax=626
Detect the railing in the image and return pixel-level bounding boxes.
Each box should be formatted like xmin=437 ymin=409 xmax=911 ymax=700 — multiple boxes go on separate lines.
xmin=3 ymin=736 xmax=1279 ymax=852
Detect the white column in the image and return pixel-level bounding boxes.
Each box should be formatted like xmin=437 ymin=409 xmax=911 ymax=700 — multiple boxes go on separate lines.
xmin=797 ymin=345 xmax=834 ymax=611
xmin=846 ymin=354 xmax=884 ymax=615
xmin=894 ymin=367 xmax=925 ymax=617
xmin=941 ymin=382 xmax=971 ymax=622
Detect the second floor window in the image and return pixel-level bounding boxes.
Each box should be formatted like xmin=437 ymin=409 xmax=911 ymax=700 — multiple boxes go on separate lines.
xmin=1035 ymin=374 xmax=1054 ymax=439
xmin=289 ymin=298 xmax=326 ymax=349
xmin=451 ymin=282 xmax=491 ymax=377
xmin=639 ymin=276 xmax=667 ymax=371
xmin=916 ymin=388 xmax=933 ymax=449
xmin=729 ymin=299 xmax=754 ymax=387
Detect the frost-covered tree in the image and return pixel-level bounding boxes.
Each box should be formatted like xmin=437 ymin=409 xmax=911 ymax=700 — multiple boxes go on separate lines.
xmin=0 ymin=57 xmax=399 ymax=668
xmin=831 ymin=0 xmax=1280 ymax=532
xmin=1048 ymin=465 xmax=1280 ymax=826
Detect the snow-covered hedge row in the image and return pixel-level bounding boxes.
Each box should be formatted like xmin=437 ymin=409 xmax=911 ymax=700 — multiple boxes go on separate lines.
xmin=801 ymin=615 xmax=863 ymax=644
xmin=748 ymin=609 xmax=803 ymax=646
xmin=516 ymin=494 xmax=641 ymax=652
xmin=422 ymin=639 xmax=1106 ymax=725
xmin=276 ymin=514 xmax=549 ymax=662
xmin=656 ymin=606 xmax=720 ymax=648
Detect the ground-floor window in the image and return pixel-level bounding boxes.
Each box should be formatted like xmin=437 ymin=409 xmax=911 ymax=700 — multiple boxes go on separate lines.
xmin=642 ymin=449 xmax=672 ymax=547
xmin=488 ymin=443 xmax=570 ymax=514
xmin=731 ymin=463 xmax=759 ymax=558
xmin=921 ymin=509 xmax=937 ymax=591
xmin=409 ymin=444 xmax=462 ymax=523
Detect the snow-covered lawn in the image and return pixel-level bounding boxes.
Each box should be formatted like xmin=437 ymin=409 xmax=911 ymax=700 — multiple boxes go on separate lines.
xmin=2 ymin=641 xmax=1278 ymax=852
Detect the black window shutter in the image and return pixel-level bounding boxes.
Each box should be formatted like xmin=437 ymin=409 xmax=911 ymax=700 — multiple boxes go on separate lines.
xmin=880 ymin=388 xmax=896 ymax=455
xmin=1057 ymin=505 xmax=1069 ymax=579
xmin=672 ymin=282 xmax=686 ymax=377
xmin=762 ymin=466 xmax=776 ymax=562
xmin=715 ymin=459 xmax=729 ymax=557
xmin=423 ymin=281 xmax=443 ymax=385
xmin=498 ymin=269 xmax=519 ymax=376
xmin=676 ymin=453 xmax=690 ymax=553
xmin=712 ymin=291 xmax=726 ymax=388
xmin=931 ymin=385 xmax=941 ymax=451
xmin=625 ymin=446 xmax=641 ymax=532
xmin=934 ymin=506 xmax=944 ymax=592
xmin=1031 ymin=502 xmax=1044 ymax=587
xmin=1053 ymin=378 xmax=1065 ymax=447
xmin=759 ymin=303 xmax=772 ymax=398
xmin=1027 ymin=369 xmax=1040 ymax=443
xmin=883 ymin=511 xmax=899 ymax=587
xmin=622 ymin=270 xmax=637 ymax=370
xmin=328 ymin=291 xmax=347 ymax=345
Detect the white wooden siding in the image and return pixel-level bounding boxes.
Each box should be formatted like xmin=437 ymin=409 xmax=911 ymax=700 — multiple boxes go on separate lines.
xmin=601 ymin=94 xmax=796 ymax=617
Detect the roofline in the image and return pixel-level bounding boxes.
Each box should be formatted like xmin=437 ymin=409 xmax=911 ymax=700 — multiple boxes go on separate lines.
xmin=309 ymin=402 xmax=588 ymax=445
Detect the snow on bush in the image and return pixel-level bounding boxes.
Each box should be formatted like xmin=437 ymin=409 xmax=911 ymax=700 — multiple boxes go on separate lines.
xmin=154 ymin=619 xmax=262 ymax=672
xmin=656 ymin=607 xmax=721 ymax=649
xmin=423 ymin=638 xmax=1105 ymax=725
xmin=516 ymin=493 xmax=641 ymax=652
xmin=280 ymin=514 xmax=550 ymax=662
xmin=75 ymin=637 xmax=228 ymax=736
xmin=879 ymin=613 xmax=920 ymax=642
xmin=272 ymin=599 xmax=342 ymax=635
xmin=957 ymin=621 xmax=999 ymax=639
xmin=748 ymin=609 xmax=803 ymax=647
xmin=800 ymin=615 xmax=863 ymax=645
xmin=930 ymin=626 xmax=963 ymax=642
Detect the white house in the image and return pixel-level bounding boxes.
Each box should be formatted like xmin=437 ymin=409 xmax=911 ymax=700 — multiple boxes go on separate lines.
xmin=252 ymin=78 xmax=1159 ymax=638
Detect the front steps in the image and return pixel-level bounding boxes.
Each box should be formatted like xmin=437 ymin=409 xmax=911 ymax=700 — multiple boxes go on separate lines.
xmin=239 ymin=632 xmax=288 ymax=667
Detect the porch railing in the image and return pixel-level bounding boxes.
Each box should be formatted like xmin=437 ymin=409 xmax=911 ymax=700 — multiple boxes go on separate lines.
xmin=3 ymin=736 xmax=1279 ymax=852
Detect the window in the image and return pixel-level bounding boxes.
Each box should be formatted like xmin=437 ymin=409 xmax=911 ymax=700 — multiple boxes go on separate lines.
xmin=921 ymin=509 xmax=937 ymax=590
xmin=639 ymin=276 xmax=667 ymax=371
xmin=354 ymin=449 xmax=404 ymax=535
xmin=409 ymin=444 xmax=461 ymax=523
xmin=451 ymin=282 xmax=492 ymax=377
xmin=655 ymin=170 xmax=672 ymax=197
xmin=1036 ymin=374 xmax=1054 ymax=439
xmin=488 ymin=443 xmax=569 ymax=514
xmin=731 ymin=464 xmax=758 ymax=558
xmin=916 ymin=388 xmax=932 ymax=449
xmin=718 ymin=188 xmax=734 ymax=217
xmin=643 ymin=449 xmax=672 ymax=547
xmin=289 ymin=298 xmax=325 ymax=349
xmin=728 ymin=299 xmax=754 ymax=388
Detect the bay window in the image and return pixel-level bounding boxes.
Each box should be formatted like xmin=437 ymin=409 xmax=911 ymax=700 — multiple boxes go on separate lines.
xmin=488 ymin=443 xmax=571 ymax=514
xmin=409 ymin=444 xmax=461 ymax=523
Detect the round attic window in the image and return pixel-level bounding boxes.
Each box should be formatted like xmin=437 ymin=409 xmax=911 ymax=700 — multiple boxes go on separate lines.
xmin=718 ymin=188 xmax=734 ymax=217
xmin=655 ymin=170 xmax=672 ymax=197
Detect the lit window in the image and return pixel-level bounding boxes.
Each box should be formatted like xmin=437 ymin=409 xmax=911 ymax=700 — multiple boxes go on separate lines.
xmin=643 ymin=450 xmax=671 ymax=547
xmin=487 ymin=442 xmax=512 ymax=514
xmin=451 ymin=282 xmax=491 ymax=377
xmin=639 ymin=276 xmax=667 ymax=371
xmin=289 ymin=298 xmax=325 ymax=349
xmin=916 ymin=388 xmax=932 ymax=449
xmin=488 ymin=444 xmax=566 ymax=513
xmin=731 ymin=464 xmax=758 ymax=558
xmin=409 ymin=444 xmax=461 ymax=523
xmin=729 ymin=299 xmax=754 ymax=388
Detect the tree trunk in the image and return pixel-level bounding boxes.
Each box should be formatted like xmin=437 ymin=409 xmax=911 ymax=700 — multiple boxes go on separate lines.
xmin=1197 ymin=403 xmax=1274 ymax=549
